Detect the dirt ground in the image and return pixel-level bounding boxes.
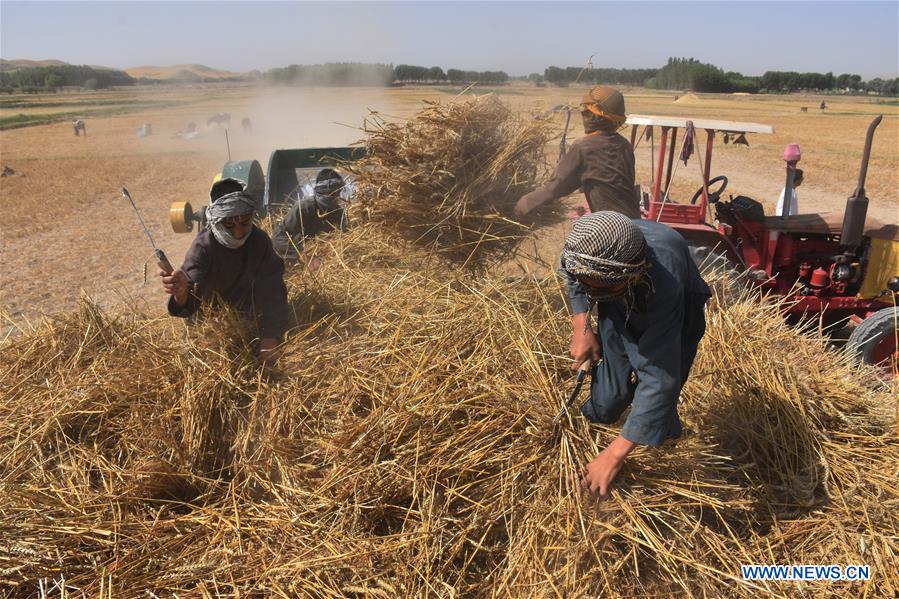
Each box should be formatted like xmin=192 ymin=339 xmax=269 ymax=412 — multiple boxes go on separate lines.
xmin=1 ymin=85 xmax=897 ymax=333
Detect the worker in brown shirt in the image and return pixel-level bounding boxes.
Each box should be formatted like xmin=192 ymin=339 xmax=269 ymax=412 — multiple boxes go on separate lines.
xmin=514 ymin=86 xmax=639 ymax=219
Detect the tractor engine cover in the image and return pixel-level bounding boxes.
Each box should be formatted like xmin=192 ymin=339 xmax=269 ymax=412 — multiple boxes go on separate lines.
xmin=723 ymin=195 xmax=765 ymax=222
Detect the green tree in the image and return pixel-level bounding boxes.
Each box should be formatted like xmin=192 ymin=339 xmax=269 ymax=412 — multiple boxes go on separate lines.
xmin=44 ymin=73 xmax=63 ymax=89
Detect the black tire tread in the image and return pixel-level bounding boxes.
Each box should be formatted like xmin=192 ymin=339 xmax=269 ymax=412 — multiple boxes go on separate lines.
xmin=846 ymin=307 xmax=899 ymax=365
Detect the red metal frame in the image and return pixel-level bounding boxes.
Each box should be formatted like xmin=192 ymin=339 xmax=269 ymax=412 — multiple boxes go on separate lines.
xmin=650 ymin=126 xmax=668 ymax=203
xmin=629 ymin=121 xmax=893 ymax=328
xmin=642 ymin=124 xmax=711 ymax=224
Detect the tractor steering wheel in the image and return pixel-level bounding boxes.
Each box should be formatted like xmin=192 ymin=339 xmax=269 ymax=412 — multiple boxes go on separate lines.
xmin=690 ymin=175 xmax=728 ymax=205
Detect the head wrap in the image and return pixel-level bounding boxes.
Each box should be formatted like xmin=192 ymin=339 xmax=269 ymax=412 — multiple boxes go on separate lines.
xmin=207 ymin=190 xmax=256 ymax=249
xmin=561 ymin=211 xmax=652 ymax=311
xmin=209 ymin=177 xmax=246 ymax=203
xmin=581 ymin=85 xmax=627 ymax=133
xmin=313 ymin=168 xmax=345 ymax=211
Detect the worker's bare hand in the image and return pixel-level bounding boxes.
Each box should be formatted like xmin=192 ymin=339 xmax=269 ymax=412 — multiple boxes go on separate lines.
xmin=258 ymin=337 xmax=282 ymax=364
xmin=570 ymin=313 xmax=601 ymax=370
xmin=512 ymin=200 xmax=530 ymax=220
xmin=304 ymin=255 xmax=323 ymax=272
xmin=159 ymin=269 xmax=189 ymax=306
xmin=581 ymin=436 xmax=636 ymax=499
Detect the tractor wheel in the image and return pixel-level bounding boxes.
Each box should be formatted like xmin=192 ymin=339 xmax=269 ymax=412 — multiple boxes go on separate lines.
xmin=846 ymin=307 xmax=899 ymax=370
xmin=688 ymin=245 xmax=743 ymax=305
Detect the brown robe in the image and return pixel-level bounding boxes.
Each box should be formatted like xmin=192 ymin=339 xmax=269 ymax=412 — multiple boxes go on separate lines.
xmin=168 ymin=227 xmax=289 ymax=340
xmin=517 ymin=130 xmax=639 ymax=218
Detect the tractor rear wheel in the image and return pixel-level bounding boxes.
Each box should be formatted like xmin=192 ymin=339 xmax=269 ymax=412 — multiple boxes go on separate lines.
xmin=688 ymin=245 xmax=743 ymax=304
xmin=847 ymin=307 xmax=899 ymax=370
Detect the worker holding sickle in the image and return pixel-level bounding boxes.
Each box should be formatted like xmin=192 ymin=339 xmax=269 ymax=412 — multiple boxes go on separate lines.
xmin=160 ymin=178 xmax=289 ymax=362
xmin=561 ymin=211 xmax=711 ymax=498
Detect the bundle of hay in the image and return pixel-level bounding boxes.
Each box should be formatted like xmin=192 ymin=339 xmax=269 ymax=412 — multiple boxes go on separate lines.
xmin=347 ymin=96 xmax=560 ymax=268
xmin=0 ymin=227 xmax=896 ymax=597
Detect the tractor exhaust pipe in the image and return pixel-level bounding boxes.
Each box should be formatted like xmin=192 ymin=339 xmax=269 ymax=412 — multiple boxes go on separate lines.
xmin=781 ymin=143 xmax=801 ymax=218
xmin=841 ymin=115 xmax=882 ymax=248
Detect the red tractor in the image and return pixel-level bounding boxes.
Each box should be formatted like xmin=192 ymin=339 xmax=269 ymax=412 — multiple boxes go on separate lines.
xmin=624 ymin=114 xmax=898 ymax=370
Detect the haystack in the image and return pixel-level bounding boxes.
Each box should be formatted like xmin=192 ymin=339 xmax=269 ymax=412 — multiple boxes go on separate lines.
xmin=674 ymin=92 xmax=703 ymax=104
xmin=0 ymin=225 xmax=896 ymax=597
xmin=346 ymin=96 xmax=561 ymax=269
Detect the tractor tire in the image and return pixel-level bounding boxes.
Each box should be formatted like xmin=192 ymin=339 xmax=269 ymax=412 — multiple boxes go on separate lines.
xmin=846 ymin=307 xmax=899 ymax=369
xmin=688 ymin=245 xmax=743 ymax=305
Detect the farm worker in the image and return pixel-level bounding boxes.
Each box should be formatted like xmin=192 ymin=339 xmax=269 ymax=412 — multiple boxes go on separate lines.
xmin=775 ymin=168 xmax=803 ymax=216
xmin=272 ymin=168 xmax=348 ymax=261
xmin=561 ymin=211 xmax=711 ymax=498
xmin=159 ymin=186 xmax=289 ymax=363
xmin=73 ymin=120 xmax=86 ymax=136
xmin=514 ymin=85 xmax=639 ymax=219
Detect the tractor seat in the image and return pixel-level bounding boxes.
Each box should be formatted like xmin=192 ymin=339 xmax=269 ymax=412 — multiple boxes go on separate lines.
xmin=647 ymin=201 xmax=704 ymax=224
xmin=764 ymin=212 xmax=899 ymax=242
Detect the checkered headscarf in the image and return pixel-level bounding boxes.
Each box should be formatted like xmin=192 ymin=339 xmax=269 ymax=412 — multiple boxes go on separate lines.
xmin=561 ymin=211 xmax=651 ymax=306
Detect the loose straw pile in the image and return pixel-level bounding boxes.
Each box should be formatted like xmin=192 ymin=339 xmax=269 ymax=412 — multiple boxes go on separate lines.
xmin=346 ymin=96 xmax=561 ymax=269
xmin=1 ymin=225 xmax=895 ymax=597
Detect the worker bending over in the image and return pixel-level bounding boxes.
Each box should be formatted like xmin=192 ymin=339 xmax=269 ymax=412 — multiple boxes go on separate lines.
xmin=562 ymin=211 xmax=710 ymax=498
xmin=160 ymin=183 xmax=289 ymax=362
xmin=272 ymin=168 xmax=348 ymax=261
xmin=515 ymin=85 xmax=639 ymax=219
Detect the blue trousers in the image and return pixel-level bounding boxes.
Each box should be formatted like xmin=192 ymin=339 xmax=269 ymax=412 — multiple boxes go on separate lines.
xmin=579 ymin=293 xmax=707 ymax=441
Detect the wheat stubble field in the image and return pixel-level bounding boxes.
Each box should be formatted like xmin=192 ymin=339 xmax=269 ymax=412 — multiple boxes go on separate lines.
xmin=1 ymin=85 xmax=896 ymax=330
xmin=1 ymin=85 xmax=898 ymax=597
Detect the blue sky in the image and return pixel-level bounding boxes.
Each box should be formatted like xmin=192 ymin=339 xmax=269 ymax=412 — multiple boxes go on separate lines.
xmin=2 ymin=1 xmax=897 ymax=78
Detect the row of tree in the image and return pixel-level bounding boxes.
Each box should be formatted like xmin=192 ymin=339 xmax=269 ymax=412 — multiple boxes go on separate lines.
xmin=2 ymin=60 xmax=896 ymax=96
xmin=542 ymin=66 xmax=658 ymax=87
xmin=542 ymin=57 xmax=898 ymax=95
xmin=266 ymin=63 xmax=511 ymax=85
xmin=0 ymin=64 xmax=135 ymax=91
xmin=262 ymin=63 xmax=395 ymax=87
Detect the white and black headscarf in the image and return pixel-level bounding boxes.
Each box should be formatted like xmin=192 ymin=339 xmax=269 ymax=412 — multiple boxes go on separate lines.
xmin=207 ymin=191 xmax=256 ymax=249
xmin=313 ymin=168 xmax=345 ymax=212
xmin=561 ymin=211 xmax=652 ymax=311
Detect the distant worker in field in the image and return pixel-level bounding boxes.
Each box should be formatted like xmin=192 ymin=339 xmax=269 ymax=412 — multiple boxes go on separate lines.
xmin=159 ymin=180 xmax=289 ymax=363
xmin=241 ymin=117 xmax=253 ymax=134
xmin=775 ymin=168 xmax=804 ymax=216
xmin=272 ymin=168 xmax=348 ymax=261
xmin=73 ymin=120 xmax=86 ymax=136
xmin=561 ymin=211 xmax=710 ymax=499
xmin=819 ymin=100 xmax=828 ymax=111
xmin=514 ymin=85 xmax=638 ymax=219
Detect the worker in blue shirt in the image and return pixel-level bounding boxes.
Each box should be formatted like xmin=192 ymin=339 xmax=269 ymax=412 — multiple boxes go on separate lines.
xmin=562 ymin=211 xmax=711 ymax=498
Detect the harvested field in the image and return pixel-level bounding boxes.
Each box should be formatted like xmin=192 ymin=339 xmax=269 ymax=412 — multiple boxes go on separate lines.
xmin=0 ymin=226 xmax=896 ymax=597
xmin=2 ymin=85 xmax=897 ymax=328
xmin=0 ymin=84 xmax=897 ymax=596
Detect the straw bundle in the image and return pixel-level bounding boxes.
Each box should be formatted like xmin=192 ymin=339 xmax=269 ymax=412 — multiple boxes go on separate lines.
xmin=347 ymin=96 xmax=561 ymax=269
xmin=0 ymin=226 xmax=896 ymax=597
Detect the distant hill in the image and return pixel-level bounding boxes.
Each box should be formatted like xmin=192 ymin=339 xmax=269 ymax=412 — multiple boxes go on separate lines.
xmin=0 ymin=58 xmax=69 ymax=72
xmin=126 ymin=64 xmax=241 ymax=80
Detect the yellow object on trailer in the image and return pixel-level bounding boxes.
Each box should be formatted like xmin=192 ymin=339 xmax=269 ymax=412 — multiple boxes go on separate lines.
xmin=859 ymin=237 xmax=899 ymax=299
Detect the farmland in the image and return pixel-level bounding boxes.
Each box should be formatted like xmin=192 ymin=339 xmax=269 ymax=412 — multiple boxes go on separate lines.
xmin=1 ymin=84 xmax=897 ymax=330
xmin=0 ymin=83 xmax=897 ymax=597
